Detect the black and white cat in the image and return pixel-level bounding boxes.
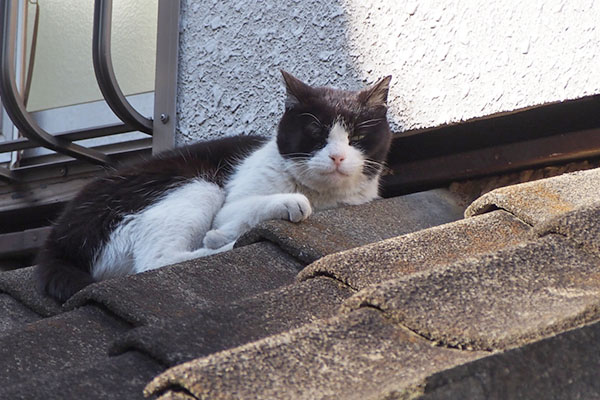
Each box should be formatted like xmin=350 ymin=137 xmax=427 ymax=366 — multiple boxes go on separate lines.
xmin=36 ymin=71 xmax=392 ymax=302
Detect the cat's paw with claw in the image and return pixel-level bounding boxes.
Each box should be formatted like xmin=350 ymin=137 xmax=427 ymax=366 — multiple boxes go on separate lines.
xmin=275 ymin=193 xmax=312 ymax=223
xmin=203 ymin=229 xmax=235 ymax=250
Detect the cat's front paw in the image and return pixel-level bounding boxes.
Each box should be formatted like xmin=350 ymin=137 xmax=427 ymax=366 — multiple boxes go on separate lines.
xmin=278 ymin=193 xmax=312 ymax=223
xmin=203 ymin=229 xmax=235 ymax=250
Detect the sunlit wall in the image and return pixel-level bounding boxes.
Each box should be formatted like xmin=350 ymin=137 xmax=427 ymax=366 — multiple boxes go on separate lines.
xmin=176 ymin=0 xmax=600 ymax=142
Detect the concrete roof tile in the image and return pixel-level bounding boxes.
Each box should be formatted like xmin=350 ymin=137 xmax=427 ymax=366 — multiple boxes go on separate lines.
xmin=156 ymin=392 xmax=197 ymax=400
xmin=0 ymin=306 xmax=129 ymax=392
xmin=237 ymin=189 xmax=465 ymax=263
xmin=0 ymin=266 xmax=62 ymax=317
xmin=145 ymin=308 xmax=485 ymax=400
xmin=0 ymin=293 xmax=40 ymax=336
xmin=64 ymin=242 xmax=301 ymax=325
xmin=299 ymin=210 xmax=531 ymax=290
xmin=465 ymin=168 xmax=600 ymax=225
xmin=536 ymin=202 xmax=600 ymax=258
xmin=111 ymin=276 xmax=353 ymax=366
xmin=2 ymin=352 xmax=161 ymax=400
xmin=418 ymin=319 xmax=600 ymax=399
xmin=344 ymin=235 xmax=600 ymax=351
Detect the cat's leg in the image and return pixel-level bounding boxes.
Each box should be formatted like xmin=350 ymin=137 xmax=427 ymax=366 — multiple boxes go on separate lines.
xmin=203 ymin=193 xmax=312 ymax=249
xmin=130 ymin=180 xmax=226 ymax=273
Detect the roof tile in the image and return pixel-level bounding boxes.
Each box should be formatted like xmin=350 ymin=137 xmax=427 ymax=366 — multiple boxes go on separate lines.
xmin=156 ymin=392 xmax=197 ymax=400
xmin=2 ymin=352 xmax=161 ymax=400
xmin=418 ymin=319 xmax=600 ymax=399
xmin=465 ymin=168 xmax=600 ymax=225
xmin=536 ymin=202 xmax=600 ymax=258
xmin=0 ymin=266 xmax=62 ymax=317
xmin=0 ymin=293 xmax=40 ymax=335
xmin=64 ymin=242 xmax=301 ymax=325
xmin=0 ymin=306 xmax=129 ymax=392
xmin=344 ymin=235 xmax=600 ymax=351
xmin=299 ymin=210 xmax=531 ymax=290
xmin=237 ymin=189 xmax=465 ymax=263
xmin=110 ymin=276 xmax=353 ymax=366
xmin=145 ymin=308 xmax=485 ymax=400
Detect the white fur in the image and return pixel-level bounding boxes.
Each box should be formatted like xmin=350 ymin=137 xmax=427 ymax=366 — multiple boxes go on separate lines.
xmin=92 ymin=126 xmax=382 ymax=279
xmin=92 ymin=179 xmax=228 ymax=280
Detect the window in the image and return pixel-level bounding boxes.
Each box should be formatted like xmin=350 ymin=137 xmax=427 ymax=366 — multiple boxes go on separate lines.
xmin=0 ymin=0 xmax=179 ymax=266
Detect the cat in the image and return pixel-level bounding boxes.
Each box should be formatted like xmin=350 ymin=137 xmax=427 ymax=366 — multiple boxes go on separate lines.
xmin=35 ymin=71 xmax=393 ymax=303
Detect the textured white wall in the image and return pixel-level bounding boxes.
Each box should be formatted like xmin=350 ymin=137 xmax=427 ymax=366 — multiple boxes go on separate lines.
xmin=176 ymin=0 xmax=600 ymax=143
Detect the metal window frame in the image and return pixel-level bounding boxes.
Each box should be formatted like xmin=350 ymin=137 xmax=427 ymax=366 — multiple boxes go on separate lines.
xmin=152 ymin=0 xmax=179 ymax=154
xmin=0 ymin=0 xmax=180 ymax=184
xmin=0 ymin=0 xmax=112 ymax=170
xmin=0 ymin=0 xmax=180 ymax=262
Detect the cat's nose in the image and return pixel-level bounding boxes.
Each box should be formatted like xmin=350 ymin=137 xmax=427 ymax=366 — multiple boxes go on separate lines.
xmin=330 ymin=154 xmax=345 ymax=167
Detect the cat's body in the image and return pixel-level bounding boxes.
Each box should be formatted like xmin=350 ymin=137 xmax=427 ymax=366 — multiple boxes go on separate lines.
xmin=36 ymin=71 xmax=392 ymax=302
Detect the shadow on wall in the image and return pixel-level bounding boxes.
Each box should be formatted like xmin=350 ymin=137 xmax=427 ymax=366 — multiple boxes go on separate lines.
xmin=176 ymin=0 xmax=600 ymax=144
xmin=176 ymin=0 xmax=369 ymax=144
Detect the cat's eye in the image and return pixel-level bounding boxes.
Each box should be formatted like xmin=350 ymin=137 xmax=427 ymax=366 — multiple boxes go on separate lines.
xmin=300 ymin=113 xmax=324 ymax=138
xmin=305 ymin=121 xmax=323 ymax=137
xmin=349 ymin=133 xmax=366 ymax=143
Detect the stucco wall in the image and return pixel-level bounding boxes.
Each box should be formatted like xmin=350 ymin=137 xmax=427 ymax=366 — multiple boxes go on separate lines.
xmin=176 ymin=0 xmax=600 ymax=144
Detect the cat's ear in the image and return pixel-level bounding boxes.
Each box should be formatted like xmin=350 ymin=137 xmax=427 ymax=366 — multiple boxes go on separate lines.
xmin=281 ymin=70 xmax=312 ymax=109
xmin=359 ymin=75 xmax=392 ymax=108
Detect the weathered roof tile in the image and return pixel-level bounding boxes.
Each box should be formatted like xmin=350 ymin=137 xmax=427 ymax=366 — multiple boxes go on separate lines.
xmin=65 ymin=242 xmax=301 ymax=325
xmin=299 ymin=210 xmax=531 ymax=290
xmin=0 ymin=293 xmax=40 ymax=335
xmin=237 ymin=189 xmax=465 ymax=263
xmin=110 ymin=276 xmax=353 ymax=366
xmin=145 ymin=308 xmax=485 ymax=400
xmin=465 ymin=168 xmax=600 ymax=225
xmin=156 ymin=392 xmax=196 ymax=400
xmin=536 ymin=202 xmax=600 ymax=258
xmin=0 ymin=266 xmax=62 ymax=317
xmin=0 ymin=306 xmax=129 ymax=391
xmin=417 ymin=319 xmax=600 ymax=399
xmin=2 ymin=352 xmax=161 ymax=400
xmin=344 ymin=234 xmax=600 ymax=351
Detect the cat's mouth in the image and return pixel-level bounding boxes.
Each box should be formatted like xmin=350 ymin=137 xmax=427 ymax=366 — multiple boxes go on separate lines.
xmin=323 ymin=169 xmax=350 ymax=177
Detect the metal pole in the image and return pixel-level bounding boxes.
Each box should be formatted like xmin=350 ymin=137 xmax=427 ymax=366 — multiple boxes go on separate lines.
xmin=151 ymin=0 xmax=180 ymax=154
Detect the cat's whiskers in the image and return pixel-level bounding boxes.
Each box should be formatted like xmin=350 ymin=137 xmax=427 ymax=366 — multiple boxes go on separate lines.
xmin=357 ymin=118 xmax=383 ymax=128
xmin=299 ymin=113 xmax=323 ymax=126
xmin=284 ymin=152 xmax=313 ymax=160
xmin=362 ymin=159 xmax=387 ymax=174
xmin=363 ymin=159 xmax=385 ymax=167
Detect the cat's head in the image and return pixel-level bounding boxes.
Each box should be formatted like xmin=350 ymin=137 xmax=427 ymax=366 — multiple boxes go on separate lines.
xmin=277 ymin=70 xmax=392 ymax=194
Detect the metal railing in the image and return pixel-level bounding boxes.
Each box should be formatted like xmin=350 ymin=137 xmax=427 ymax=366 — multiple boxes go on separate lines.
xmin=92 ymin=0 xmax=154 ymax=135
xmin=0 ymin=0 xmax=179 ymax=184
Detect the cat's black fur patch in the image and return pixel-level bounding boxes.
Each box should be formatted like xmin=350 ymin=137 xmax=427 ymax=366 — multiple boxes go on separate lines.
xmin=277 ymin=71 xmax=392 ymax=176
xmin=35 ymin=135 xmax=266 ymax=303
